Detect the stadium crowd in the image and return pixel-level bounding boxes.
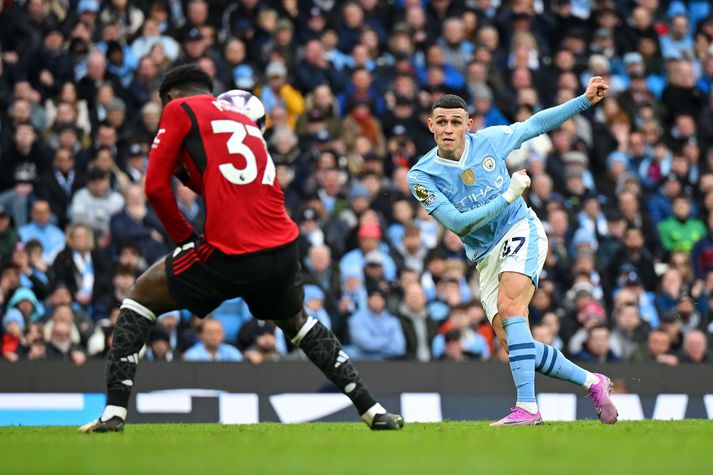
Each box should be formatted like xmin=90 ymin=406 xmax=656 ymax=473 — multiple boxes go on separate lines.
xmin=1 ymin=0 xmax=713 ymax=366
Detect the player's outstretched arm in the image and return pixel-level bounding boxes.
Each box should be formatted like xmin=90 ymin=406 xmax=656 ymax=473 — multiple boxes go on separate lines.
xmin=500 ymin=76 xmax=609 ymax=152
xmin=431 ymin=171 xmax=531 ymax=237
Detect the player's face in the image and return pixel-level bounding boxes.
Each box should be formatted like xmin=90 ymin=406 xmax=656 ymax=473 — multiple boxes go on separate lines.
xmin=428 ymin=108 xmax=473 ymax=159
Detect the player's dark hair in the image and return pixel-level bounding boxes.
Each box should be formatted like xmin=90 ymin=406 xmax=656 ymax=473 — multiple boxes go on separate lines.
xmin=431 ymin=94 xmax=469 ymax=114
xmin=158 ymin=64 xmax=213 ymax=103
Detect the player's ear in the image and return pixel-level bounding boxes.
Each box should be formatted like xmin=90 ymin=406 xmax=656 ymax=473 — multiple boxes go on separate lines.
xmin=467 ymin=117 xmax=474 ymax=130
xmin=427 ymin=117 xmax=434 ymax=133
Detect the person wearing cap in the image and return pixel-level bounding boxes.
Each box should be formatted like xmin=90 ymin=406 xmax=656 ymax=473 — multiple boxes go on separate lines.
xmin=124 ymin=143 xmax=148 ymax=182
xmin=178 ymin=27 xmax=208 ymax=64
xmin=339 ymin=221 xmax=397 ymax=282
xmin=617 ymin=270 xmax=659 ymax=329
xmin=408 ymin=76 xmax=618 ymax=425
xmin=256 ymin=60 xmax=304 ymax=130
xmin=347 ymin=286 xmax=405 ymax=360
xmin=296 ymin=5 xmax=328 ymax=44
xmin=658 ymin=194 xmax=706 ymax=254
xmin=303 ymin=284 xmax=332 ymax=330
xmin=471 ymin=84 xmax=508 ymax=127
xmin=647 ymin=173 xmax=686 ymax=226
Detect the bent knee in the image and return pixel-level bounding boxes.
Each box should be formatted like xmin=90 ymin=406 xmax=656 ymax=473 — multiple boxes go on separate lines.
xmin=497 ymin=301 xmax=527 ymax=319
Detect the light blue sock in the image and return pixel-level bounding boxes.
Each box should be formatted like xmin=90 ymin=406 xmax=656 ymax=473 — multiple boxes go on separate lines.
xmin=503 ymin=316 xmax=536 ymax=403
xmin=534 ymin=341 xmax=587 ymax=386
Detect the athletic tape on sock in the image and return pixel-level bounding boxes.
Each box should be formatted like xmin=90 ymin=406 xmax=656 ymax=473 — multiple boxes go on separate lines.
xmin=291 ymin=315 xmax=318 ymax=346
xmin=121 ymin=299 xmax=156 ymax=322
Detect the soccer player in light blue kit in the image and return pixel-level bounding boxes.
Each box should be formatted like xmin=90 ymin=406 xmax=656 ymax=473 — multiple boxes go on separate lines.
xmin=407 ymin=76 xmax=618 ymax=426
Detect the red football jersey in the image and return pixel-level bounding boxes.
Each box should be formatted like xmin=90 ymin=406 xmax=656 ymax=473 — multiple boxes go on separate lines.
xmin=145 ymin=94 xmax=298 ymax=255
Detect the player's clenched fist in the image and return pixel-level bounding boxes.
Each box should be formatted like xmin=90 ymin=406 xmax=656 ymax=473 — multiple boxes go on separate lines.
xmin=585 ymin=76 xmax=609 ymax=106
xmin=501 ymin=170 xmax=531 ymax=203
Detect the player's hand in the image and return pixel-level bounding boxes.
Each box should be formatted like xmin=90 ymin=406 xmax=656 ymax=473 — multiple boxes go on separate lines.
xmin=501 ymin=170 xmax=531 ymax=203
xmin=585 ymin=76 xmax=609 ymax=106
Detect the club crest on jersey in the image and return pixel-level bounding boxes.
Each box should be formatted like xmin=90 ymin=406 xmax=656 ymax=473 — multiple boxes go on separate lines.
xmin=482 ymin=156 xmax=496 ymax=172
xmin=460 ymin=168 xmax=476 ymax=186
xmin=414 ymin=184 xmax=429 ymax=200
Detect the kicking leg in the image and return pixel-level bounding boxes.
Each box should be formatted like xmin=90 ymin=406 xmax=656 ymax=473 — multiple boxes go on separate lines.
xmin=79 ymin=257 xmax=179 ymax=433
xmin=276 ymin=310 xmax=404 ymax=430
xmin=493 ymin=312 xmax=618 ymax=424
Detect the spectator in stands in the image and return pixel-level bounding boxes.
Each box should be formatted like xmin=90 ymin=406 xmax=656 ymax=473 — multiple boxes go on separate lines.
xmin=433 ymin=303 xmax=490 ymax=361
xmin=348 ymin=288 xmax=405 ymax=360
xmin=303 ymin=284 xmax=332 ymax=330
xmin=257 ymin=61 xmax=304 ymax=130
xmin=242 ymin=321 xmax=281 ymax=365
xmin=574 ymin=325 xmax=621 ymax=363
xmin=396 ymin=282 xmax=438 ymax=361
xmin=609 ymin=305 xmax=651 ymax=361
xmin=51 ymin=223 xmax=112 ymax=320
xmin=110 ymin=184 xmax=167 ymax=265
xmin=144 ymin=327 xmax=175 ymax=362
xmin=0 ymin=124 xmax=49 ymax=226
xmin=36 ymin=147 xmax=86 ymax=229
xmin=633 ymin=330 xmax=679 ymax=366
xmin=45 ymin=320 xmax=86 ymax=366
xmin=18 ymin=200 xmax=64 ymax=267
xmin=71 ymin=167 xmax=125 ymax=235
xmin=340 ymin=222 xmax=397 ymax=283
xmin=679 ymin=330 xmax=710 ymax=364
xmin=658 ymin=195 xmax=706 ymax=254
xmin=184 ymin=318 xmax=243 ymax=362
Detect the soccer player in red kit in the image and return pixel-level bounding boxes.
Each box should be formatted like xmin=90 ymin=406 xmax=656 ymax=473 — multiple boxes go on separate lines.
xmin=80 ymin=65 xmax=404 ymax=432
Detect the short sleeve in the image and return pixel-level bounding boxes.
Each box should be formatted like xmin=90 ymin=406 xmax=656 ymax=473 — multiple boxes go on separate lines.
xmin=406 ymin=169 xmax=447 ymax=214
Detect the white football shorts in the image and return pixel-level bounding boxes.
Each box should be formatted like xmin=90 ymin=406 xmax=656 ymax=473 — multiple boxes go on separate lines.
xmin=476 ymin=209 xmax=548 ymax=323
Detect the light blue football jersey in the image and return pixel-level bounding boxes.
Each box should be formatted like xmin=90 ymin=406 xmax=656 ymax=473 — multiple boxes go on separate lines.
xmin=407 ymin=95 xmax=592 ymax=262
xmin=407 ymin=124 xmax=534 ymax=263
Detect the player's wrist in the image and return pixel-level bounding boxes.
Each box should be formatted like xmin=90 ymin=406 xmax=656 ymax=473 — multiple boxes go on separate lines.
xmin=501 ymin=190 xmax=519 ymax=203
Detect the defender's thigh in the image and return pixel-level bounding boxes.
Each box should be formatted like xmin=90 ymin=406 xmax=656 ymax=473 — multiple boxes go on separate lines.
xmin=128 ymin=256 xmax=180 ymax=316
xmin=244 ymin=242 xmax=304 ymax=321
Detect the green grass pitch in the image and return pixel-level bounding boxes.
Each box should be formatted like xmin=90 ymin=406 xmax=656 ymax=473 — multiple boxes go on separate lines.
xmin=2 ymin=421 xmax=711 ymax=475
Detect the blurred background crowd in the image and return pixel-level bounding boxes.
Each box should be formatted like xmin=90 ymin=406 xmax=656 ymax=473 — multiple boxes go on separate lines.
xmin=1 ymin=0 xmax=712 ymax=367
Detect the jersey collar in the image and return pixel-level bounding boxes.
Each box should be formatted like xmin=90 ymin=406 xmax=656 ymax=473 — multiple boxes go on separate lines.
xmin=435 ymin=136 xmax=470 ymax=168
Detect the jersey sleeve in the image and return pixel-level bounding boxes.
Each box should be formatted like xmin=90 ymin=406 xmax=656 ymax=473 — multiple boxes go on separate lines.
xmin=145 ymin=100 xmax=196 ymax=245
xmin=407 ymin=168 xmax=510 ymax=237
xmin=481 ymin=95 xmax=592 ymax=158
xmin=406 ymin=169 xmax=448 ymax=214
